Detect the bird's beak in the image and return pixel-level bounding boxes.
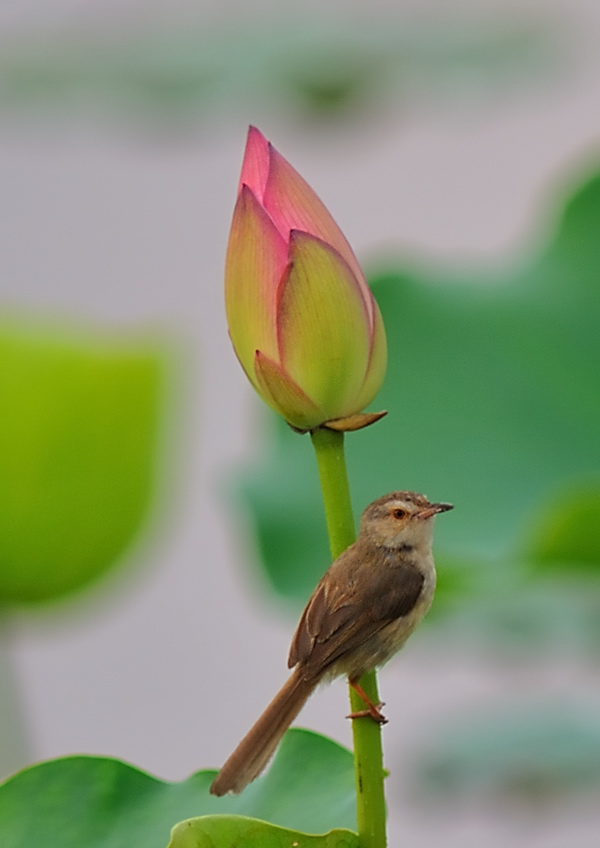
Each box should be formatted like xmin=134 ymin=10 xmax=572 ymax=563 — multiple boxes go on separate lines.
xmin=417 ymin=502 xmax=454 ymax=520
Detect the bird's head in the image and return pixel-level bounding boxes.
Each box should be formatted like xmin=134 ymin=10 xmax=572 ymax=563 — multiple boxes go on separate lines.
xmin=360 ymin=491 xmax=453 ymax=549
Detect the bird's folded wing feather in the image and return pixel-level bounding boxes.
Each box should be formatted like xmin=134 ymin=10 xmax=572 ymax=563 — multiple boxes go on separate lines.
xmin=288 ymin=546 xmax=425 ymax=677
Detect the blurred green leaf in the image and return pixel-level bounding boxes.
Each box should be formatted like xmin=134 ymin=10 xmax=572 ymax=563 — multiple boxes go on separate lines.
xmin=435 ymin=576 xmax=600 ymax=654
xmin=0 ymin=17 xmax=556 ymax=124
xmin=0 ymin=729 xmax=356 ymax=848
xmin=169 ymin=816 xmax=357 ymax=848
xmin=416 ymin=704 xmax=600 ymax=802
xmin=236 ymin=167 xmax=600 ymax=619
xmin=525 ymin=483 xmax=600 ymax=574
xmin=0 ymin=320 xmax=165 ymax=604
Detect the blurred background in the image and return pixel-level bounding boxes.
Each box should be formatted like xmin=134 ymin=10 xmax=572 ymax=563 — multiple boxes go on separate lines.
xmin=0 ymin=0 xmax=599 ymax=846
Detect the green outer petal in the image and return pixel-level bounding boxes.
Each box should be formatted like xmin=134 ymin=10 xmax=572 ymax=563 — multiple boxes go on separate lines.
xmin=264 ymin=147 xmax=374 ymax=327
xmin=254 ymin=350 xmax=322 ymax=430
xmin=277 ymin=232 xmax=372 ymax=421
xmin=352 ymin=299 xmax=387 ymax=411
xmin=225 ymin=186 xmax=288 ymax=384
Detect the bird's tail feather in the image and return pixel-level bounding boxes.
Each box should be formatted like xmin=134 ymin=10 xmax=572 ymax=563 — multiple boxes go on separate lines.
xmin=210 ymin=669 xmax=315 ymax=796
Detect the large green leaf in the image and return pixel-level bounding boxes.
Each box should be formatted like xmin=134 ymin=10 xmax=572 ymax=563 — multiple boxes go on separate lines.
xmin=0 ymin=319 xmax=165 ymax=603
xmin=236 ymin=168 xmax=600 ymax=617
xmin=0 ymin=729 xmax=356 ymax=848
xmin=169 ymin=816 xmax=357 ymax=848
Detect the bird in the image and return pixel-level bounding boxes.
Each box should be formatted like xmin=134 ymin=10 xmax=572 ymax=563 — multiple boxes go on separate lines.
xmin=210 ymin=490 xmax=453 ymax=796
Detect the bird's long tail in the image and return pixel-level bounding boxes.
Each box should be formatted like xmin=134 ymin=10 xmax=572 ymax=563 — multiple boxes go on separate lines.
xmin=210 ymin=669 xmax=316 ymax=796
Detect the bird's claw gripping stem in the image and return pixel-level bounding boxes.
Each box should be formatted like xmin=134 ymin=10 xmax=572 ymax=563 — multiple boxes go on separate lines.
xmin=347 ymin=680 xmax=388 ymax=724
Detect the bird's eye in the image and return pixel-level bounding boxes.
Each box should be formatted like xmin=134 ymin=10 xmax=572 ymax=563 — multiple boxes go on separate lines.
xmin=392 ymin=508 xmax=406 ymax=519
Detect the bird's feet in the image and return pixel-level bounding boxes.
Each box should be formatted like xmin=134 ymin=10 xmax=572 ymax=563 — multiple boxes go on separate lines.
xmin=346 ymin=680 xmax=388 ymax=724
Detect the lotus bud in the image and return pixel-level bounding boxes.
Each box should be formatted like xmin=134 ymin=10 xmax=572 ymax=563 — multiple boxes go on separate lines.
xmin=225 ymin=126 xmax=386 ymax=432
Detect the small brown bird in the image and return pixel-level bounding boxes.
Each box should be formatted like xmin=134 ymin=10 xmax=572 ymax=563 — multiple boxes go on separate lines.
xmin=210 ymin=490 xmax=453 ymax=796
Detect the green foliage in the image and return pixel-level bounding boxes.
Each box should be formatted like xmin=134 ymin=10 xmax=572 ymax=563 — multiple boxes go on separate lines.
xmin=526 ymin=483 xmax=600 ymax=573
xmin=235 ymin=168 xmax=600 ymax=633
xmin=0 ymin=730 xmax=356 ymax=848
xmin=0 ymin=320 xmax=165 ymax=603
xmin=416 ymin=704 xmax=600 ymax=802
xmin=169 ymin=816 xmax=358 ymax=848
xmin=0 ymin=18 xmax=553 ymax=124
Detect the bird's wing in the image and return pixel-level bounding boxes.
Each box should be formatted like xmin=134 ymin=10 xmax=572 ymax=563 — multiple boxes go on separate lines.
xmin=288 ymin=547 xmax=424 ymax=677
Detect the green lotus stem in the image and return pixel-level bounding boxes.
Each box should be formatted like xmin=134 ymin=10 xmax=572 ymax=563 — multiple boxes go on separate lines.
xmin=0 ymin=615 xmax=31 ymax=781
xmin=310 ymin=427 xmax=387 ymax=848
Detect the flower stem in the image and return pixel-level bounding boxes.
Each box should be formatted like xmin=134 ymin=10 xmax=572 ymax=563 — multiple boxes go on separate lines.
xmin=310 ymin=428 xmax=355 ymax=557
xmin=310 ymin=427 xmax=387 ymax=848
xmin=0 ymin=612 xmax=31 ymax=781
